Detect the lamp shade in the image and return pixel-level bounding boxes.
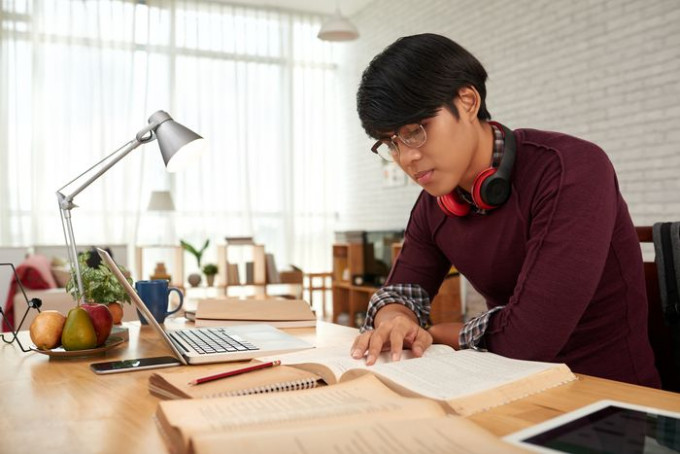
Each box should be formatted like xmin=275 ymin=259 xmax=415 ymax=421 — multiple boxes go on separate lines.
xmin=147 ymin=190 xmax=175 ymax=211
xmin=149 ymin=111 xmax=207 ymax=172
xmin=317 ymin=9 xmax=359 ymax=41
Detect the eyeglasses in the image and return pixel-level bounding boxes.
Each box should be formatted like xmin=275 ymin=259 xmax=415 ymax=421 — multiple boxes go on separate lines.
xmin=371 ymin=123 xmax=427 ymax=161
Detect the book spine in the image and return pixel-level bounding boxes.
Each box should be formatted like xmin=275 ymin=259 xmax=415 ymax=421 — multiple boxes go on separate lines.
xmin=210 ymin=378 xmax=318 ymax=398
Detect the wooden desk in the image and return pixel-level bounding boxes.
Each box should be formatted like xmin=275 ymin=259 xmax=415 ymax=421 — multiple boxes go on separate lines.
xmin=2 ymin=321 xmax=679 ymax=454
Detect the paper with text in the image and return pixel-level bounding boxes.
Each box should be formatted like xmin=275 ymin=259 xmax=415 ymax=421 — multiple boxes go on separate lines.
xmin=260 ymin=343 xmax=455 ymax=384
xmin=191 ymin=417 xmax=531 ymax=454
xmin=155 ymin=374 xmax=446 ymax=454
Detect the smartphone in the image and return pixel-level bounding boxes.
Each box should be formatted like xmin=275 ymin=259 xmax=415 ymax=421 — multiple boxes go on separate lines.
xmin=90 ymin=356 xmax=182 ymax=374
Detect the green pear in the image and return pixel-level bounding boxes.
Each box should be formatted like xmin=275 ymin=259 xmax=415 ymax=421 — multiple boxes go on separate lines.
xmin=61 ymin=307 xmax=98 ymax=351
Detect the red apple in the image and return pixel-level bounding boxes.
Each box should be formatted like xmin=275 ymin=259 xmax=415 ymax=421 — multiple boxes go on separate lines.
xmin=81 ymin=303 xmax=113 ymax=346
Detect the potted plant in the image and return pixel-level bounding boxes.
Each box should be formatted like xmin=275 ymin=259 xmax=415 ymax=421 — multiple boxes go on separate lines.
xmin=65 ymin=251 xmax=134 ymax=324
xmin=180 ymin=239 xmax=209 ymax=287
xmin=202 ymin=263 xmax=218 ymax=287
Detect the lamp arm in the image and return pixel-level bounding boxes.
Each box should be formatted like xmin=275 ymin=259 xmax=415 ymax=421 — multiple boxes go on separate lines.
xmin=58 ymin=138 xmax=154 ymax=209
xmin=55 ymin=118 xmax=166 ymax=303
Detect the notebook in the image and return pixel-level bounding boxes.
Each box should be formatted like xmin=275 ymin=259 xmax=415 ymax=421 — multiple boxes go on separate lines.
xmin=148 ymin=360 xmax=321 ymax=400
xmin=97 ymin=248 xmax=314 ymax=365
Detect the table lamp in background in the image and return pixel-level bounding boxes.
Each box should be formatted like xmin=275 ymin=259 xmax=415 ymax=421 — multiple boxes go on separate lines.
xmin=146 ymin=189 xmax=177 ymax=247
xmin=57 ymin=111 xmax=206 ymax=303
xmin=147 ymin=190 xmax=176 ymax=212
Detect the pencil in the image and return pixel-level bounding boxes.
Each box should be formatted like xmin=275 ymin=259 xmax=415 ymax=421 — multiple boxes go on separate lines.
xmin=188 ymin=360 xmax=281 ymax=386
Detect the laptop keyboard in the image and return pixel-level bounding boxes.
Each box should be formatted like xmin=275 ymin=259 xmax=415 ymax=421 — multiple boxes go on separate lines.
xmin=170 ymin=328 xmax=260 ymax=355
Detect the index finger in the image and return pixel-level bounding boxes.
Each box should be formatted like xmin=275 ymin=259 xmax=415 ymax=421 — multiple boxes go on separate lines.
xmin=350 ymin=331 xmax=372 ymax=359
xmin=410 ymin=327 xmax=433 ymax=357
xmin=388 ymin=327 xmax=405 ymax=362
xmin=365 ymin=327 xmax=389 ymax=365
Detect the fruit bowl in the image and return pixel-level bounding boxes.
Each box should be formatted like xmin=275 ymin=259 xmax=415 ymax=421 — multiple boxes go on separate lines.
xmin=31 ymin=336 xmax=125 ymax=358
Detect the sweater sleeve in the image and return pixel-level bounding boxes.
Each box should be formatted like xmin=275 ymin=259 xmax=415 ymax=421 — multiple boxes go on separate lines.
xmin=359 ymin=192 xmax=451 ymax=331
xmin=485 ymin=143 xmax=619 ymax=361
xmin=386 ymin=191 xmax=452 ymax=299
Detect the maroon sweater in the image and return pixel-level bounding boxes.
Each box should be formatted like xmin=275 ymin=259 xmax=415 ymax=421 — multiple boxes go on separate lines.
xmin=390 ymin=128 xmax=660 ymax=387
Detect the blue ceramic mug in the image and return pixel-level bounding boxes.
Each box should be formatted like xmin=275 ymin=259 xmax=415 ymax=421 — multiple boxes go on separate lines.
xmin=135 ymin=280 xmax=184 ymax=324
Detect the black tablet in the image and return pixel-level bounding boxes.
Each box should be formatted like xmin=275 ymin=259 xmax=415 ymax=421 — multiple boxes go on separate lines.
xmin=504 ymin=400 xmax=680 ymax=453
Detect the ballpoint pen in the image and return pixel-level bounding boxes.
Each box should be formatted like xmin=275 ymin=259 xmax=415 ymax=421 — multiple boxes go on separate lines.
xmin=189 ymin=360 xmax=281 ymax=385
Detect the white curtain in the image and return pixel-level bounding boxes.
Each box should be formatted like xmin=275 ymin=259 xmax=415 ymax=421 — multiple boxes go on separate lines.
xmin=0 ymin=0 xmax=340 ymax=275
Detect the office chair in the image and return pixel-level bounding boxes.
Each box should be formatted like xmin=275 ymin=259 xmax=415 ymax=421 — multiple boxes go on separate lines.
xmin=636 ymin=226 xmax=680 ymax=392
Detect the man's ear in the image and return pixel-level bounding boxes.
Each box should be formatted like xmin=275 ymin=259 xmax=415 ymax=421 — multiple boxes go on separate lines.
xmin=455 ymin=86 xmax=481 ymax=121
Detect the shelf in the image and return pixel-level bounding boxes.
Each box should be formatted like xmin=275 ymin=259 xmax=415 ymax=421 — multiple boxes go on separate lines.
xmin=331 ymin=242 xmax=462 ymax=327
xmin=217 ymin=244 xmax=266 ymax=288
xmin=331 ymin=243 xmax=373 ymax=327
xmin=135 ymin=245 xmax=184 ymax=288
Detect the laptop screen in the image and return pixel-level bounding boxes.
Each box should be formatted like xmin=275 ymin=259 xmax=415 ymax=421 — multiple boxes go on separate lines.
xmin=96 ymin=247 xmax=188 ymax=364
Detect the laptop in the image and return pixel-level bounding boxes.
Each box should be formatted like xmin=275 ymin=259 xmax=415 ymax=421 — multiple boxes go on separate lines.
xmin=97 ymin=248 xmax=314 ymax=365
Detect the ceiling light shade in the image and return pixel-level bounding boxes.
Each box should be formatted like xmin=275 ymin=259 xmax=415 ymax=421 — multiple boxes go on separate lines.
xmin=318 ymin=9 xmax=359 ymax=41
xmin=147 ymin=190 xmax=176 ymax=211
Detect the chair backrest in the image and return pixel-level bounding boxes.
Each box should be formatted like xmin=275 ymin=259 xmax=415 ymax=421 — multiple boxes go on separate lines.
xmin=636 ymin=226 xmax=680 ymax=392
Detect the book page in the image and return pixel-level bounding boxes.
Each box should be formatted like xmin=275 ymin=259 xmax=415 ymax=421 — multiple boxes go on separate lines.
xmin=260 ymin=343 xmax=455 ymax=384
xmin=191 ymin=416 xmax=531 ymax=454
xmin=344 ymin=350 xmax=576 ymax=415
xmin=156 ymin=374 xmax=446 ymax=453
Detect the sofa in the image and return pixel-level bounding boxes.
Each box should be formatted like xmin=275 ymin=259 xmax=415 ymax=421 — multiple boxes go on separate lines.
xmin=2 ymin=245 xmax=138 ymax=332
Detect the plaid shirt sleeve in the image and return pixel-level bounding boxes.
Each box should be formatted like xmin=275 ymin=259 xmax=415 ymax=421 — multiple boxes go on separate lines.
xmin=458 ymin=306 xmax=505 ymax=351
xmin=360 ymin=284 xmax=431 ymax=332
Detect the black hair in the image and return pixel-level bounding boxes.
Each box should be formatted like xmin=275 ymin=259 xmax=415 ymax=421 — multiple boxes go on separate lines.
xmin=357 ymin=33 xmax=491 ymax=139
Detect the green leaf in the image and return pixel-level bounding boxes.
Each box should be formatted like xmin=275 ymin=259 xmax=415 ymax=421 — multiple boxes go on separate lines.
xmin=180 ymin=238 xmax=210 ymax=268
xmin=65 ymin=251 xmax=134 ymax=304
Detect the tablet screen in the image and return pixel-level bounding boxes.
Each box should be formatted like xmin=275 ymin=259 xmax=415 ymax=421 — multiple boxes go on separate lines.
xmin=505 ymin=401 xmax=680 ymax=454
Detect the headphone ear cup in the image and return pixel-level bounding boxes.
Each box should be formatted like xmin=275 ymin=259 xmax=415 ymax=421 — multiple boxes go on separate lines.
xmin=471 ymin=167 xmax=497 ymax=210
xmin=437 ymin=191 xmax=470 ymax=217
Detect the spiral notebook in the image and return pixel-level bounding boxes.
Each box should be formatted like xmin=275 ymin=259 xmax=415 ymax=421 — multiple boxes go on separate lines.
xmin=149 ymin=360 xmax=321 ymax=400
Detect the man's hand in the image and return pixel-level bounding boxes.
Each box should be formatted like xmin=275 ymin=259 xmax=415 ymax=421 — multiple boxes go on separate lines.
xmin=350 ymin=305 xmax=432 ymax=365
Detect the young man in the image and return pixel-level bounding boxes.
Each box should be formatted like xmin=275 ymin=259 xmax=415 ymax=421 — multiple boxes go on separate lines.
xmin=351 ymin=33 xmax=660 ymax=388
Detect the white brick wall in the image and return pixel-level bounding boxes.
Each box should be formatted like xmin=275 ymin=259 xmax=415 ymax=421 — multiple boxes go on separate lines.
xmin=336 ymin=0 xmax=680 ymax=231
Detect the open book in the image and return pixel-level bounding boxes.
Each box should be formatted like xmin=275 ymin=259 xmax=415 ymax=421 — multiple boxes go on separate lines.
xmin=149 ymin=360 xmax=321 ymax=400
xmin=259 ymin=344 xmax=577 ymax=416
xmin=155 ymin=374 xmax=531 ymax=454
xmin=194 ymin=298 xmax=316 ymax=328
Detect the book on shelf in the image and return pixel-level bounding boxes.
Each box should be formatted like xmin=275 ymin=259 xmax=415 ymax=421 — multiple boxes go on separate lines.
xmin=194 ymin=298 xmax=317 ymax=328
xmin=225 ymin=262 xmax=240 ymax=285
xmin=155 ymin=374 xmax=531 ymax=454
xmin=259 ymin=344 xmax=577 ymax=416
xmin=148 ymin=359 xmax=321 ymax=400
xmin=245 ymin=261 xmax=254 ymax=284
xmin=265 ymin=253 xmax=280 ymax=284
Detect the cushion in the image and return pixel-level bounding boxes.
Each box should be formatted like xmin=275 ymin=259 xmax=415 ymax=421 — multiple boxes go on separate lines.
xmin=2 ymin=254 xmax=57 ymax=332
xmin=19 ymin=254 xmax=58 ymax=289
xmin=51 ymin=267 xmax=71 ymax=288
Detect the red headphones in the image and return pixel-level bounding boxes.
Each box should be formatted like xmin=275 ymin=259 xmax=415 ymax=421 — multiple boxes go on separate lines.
xmin=436 ymin=121 xmax=516 ymax=217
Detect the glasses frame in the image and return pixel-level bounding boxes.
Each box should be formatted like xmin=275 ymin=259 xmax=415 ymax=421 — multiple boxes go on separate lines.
xmin=370 ymin=123 xmax=427 ymax=161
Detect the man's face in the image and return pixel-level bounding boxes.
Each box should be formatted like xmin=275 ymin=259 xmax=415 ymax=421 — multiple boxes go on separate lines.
xmin=394 ymin=100 xmax=480 ymax=197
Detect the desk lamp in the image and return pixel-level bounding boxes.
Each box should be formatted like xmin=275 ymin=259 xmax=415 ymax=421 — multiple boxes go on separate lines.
xmin=57 ymin=111 xmax=206 ymax=303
